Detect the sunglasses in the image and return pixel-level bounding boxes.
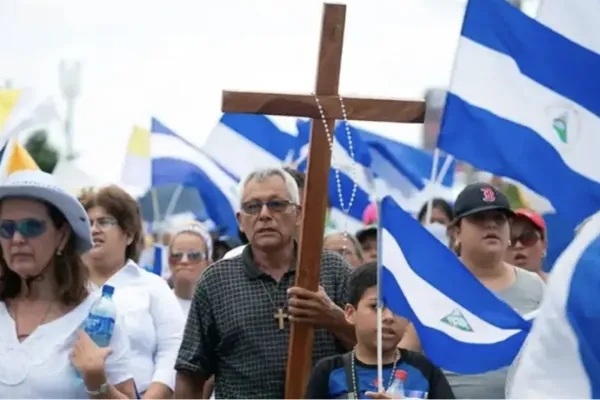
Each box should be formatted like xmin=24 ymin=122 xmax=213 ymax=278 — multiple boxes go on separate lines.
xmin=0 ymin=219 xmax=47 ymax=239
xmin=169 ymin=250 xmax=207 ymax=263
xmin=510 ymin=230 xmax=540 ymax=248
xmin=241 ymin=199 xmax=295 ymax=215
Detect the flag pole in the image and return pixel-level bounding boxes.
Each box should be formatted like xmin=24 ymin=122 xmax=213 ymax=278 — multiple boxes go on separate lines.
xmin=376 ymin=197 xmax=384 ymax=392
xmin=424 ymin=148 xmax=441 ymax=224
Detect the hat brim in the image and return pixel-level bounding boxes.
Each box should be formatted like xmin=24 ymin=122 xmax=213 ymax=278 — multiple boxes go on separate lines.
xmin=453 ymin=205 xmax=515 ymax=223
xmin=0 ymin=184 xmax=93 ymax=254
xmin=513 ymin=210 xmax=546 ymax=232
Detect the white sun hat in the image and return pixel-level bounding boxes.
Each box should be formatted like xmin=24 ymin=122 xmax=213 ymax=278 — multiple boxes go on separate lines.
xmin=0 ymin=170 xmax=93 ymax=253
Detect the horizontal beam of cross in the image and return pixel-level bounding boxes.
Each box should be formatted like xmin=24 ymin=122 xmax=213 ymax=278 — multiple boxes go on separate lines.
xmin=222 ymin=91 xmax=425 ymax=123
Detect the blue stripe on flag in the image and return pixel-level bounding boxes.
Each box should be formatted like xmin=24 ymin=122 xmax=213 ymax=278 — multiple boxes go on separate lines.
xmin=327 ymin=169 xmax=371 ymax=222
xmin=380 ymin=196 xmax=532 ymax=374
xmin=151 ymin=118 xmax=239 ymax=237
xmin=439 ymin=93 xmax=600 ymax=226
xmin=510 ymin=211 xmax=600 ymax=397
xmin=359 ymin=129 xmax=455 ymax=187
xmin=295 ymin=120 xmax=373 ymax=225
xmin=567 ymin=234 xmax=600 ymax=398
xmin=463 ymin=0 xmax=600 ymax=118
xmin=150 ymin=245 xmax=164 ymax=276
xmin=152 ymin=117 xmax=239 ymax=181
xmin=220 ymin=113 xmax=297 ymax=161
xmin=367 ymin=141 xmax=424 ymax=191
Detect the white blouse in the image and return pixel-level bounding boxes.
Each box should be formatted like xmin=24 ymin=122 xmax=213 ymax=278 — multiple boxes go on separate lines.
xmin=0 ymin=293 xmax=132 ymax=399
xmin=175 ymin=294 xmax=192 ymax=317
xmin=91 ymin=260 xmax=185 ymax=392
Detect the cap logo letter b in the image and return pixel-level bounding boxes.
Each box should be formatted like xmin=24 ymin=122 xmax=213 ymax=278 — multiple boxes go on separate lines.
xmin=481 ymin=187 xmax=496 ymax=202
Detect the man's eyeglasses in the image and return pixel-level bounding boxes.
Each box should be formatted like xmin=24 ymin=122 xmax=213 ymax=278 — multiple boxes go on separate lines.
xmin=169 ymin=250 xmax=207 ymax=263
xmin=0 ymin=219 xmax=47 ymax=239
xmin=90 ymin=217 xmax=118 ymax=229
xmin=241 ymin=199 xmax=295 ymax=215
xmin=510 ymin=231 xmax=541 ymax=248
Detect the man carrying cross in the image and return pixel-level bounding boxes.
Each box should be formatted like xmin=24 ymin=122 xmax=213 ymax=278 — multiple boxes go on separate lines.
xmin=174 ymin=167 xmax=356 ymax=399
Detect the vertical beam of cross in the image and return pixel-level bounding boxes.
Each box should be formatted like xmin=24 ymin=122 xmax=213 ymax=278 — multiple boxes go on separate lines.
xmin=284 ymin=4 xmax=346 ymax=399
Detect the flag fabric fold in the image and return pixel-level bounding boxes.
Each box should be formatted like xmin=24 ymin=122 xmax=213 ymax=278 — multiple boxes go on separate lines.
xmin=437 ymin=0 xmax=600 ymax=227
xmin=121 ymin=125 xmax=151 ymax=190
xmin=151 ymin=118 xmax=239 ymax=237
xmin=508 ymin=210 xmax=600 ymax=398
xmin=380 ymin=196 xmax=532 ymax=374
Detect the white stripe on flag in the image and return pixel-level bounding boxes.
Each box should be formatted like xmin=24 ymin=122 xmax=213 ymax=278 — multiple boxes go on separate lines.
xmin=451 ymin=37 xmax=600 ymax=183
xmin=203 ymin=122 xmax=284 ymax=179
xmin=508 ymin=210 xmax=600 ymax=398
xmin=381 ymin=228 xmax=521 ymax=344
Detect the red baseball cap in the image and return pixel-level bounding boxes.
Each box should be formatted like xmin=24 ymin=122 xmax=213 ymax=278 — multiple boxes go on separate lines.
xmin=514 ymin=208 xmax=546 ymax=232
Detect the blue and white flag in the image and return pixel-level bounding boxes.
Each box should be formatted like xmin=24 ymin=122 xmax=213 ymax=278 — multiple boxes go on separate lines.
xmin=379 ymin=196 xmax=532 ymax=374
xmin=151 ymin=118 xmax=239 ymax=237
xmin=201 ymin=113 xmax=297 ymax=179
xmin=359 ymin=127 xmax=455 ymax=188
xmin=508 ymin=210 xmax=600 ymax=398
xmin=437 ymin=0 xmax=600 ymax=226
xmin=295 ymin=120 xmax=373 ymax=234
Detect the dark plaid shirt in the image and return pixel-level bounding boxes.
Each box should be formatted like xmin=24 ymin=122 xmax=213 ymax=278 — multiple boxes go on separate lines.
xmin=175 ymin=245 xmax=352 ymax=399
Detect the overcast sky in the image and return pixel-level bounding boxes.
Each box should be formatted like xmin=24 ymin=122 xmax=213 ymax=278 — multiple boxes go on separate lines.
xmin=0 ymin=0 xmax=540 ymax=183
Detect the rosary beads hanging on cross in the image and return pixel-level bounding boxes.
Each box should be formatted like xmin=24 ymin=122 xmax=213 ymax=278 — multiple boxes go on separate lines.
xmin=220 ymin=3 xmax=425 ymax=398
xmin=314 ymin=94 xmax=358 ymax=251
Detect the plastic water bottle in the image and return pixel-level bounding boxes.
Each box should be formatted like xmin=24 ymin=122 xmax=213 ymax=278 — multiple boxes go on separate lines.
xmin=85 ymin=285 xmax=117 ymax=347
xmin=74 ymin=285 xmax=117 ymax=379
xmin=386 ymin=370 xmax=407 ymax=398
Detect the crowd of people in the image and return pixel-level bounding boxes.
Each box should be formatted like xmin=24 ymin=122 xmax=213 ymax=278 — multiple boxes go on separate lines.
xmin=0 ymin=164 xmax=551 ymax=399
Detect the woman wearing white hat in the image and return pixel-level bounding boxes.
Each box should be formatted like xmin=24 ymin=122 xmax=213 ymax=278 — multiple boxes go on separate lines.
xmin=0 ymin=170 xmax=134 ymax=398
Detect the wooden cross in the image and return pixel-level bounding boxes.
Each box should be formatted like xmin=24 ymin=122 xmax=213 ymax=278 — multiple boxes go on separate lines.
xmin=221 ymin=3 xmax=425 ymax=398
xmin=274 ymin=308 xmax=289 ymax=330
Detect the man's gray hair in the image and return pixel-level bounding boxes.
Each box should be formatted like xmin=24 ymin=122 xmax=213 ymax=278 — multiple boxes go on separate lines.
xmin=238 ymin=167 xmax=300 ymax=208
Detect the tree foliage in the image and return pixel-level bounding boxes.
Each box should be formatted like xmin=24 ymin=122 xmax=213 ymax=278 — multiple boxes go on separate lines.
xmin=24 ymin=130 xmax=60 ymax=173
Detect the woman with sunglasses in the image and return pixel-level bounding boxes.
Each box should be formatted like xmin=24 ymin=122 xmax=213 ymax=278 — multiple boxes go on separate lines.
xmin=505 ymin=209 xmax=548 ymax=282
xmin=0 ymin=171 xmax=135 ymax=398
xmin=80 ymin=186 xmax=185 ymax=399
xmin=168 ymin=223 xmax=212 ymax=316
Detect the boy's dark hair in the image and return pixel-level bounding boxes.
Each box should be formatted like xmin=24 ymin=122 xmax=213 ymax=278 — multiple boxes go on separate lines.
xmin=347 ymin=261 xmax=377 ymax=307
xmin=417 ymin=198 xmax=453 ymax=223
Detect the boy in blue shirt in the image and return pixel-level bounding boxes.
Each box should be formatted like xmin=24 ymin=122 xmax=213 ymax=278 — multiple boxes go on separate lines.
xmin=305 ymin=262 xmax=454 ymax=399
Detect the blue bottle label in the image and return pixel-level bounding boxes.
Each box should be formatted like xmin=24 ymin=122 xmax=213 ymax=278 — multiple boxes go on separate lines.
xmin=85 ymin=315 xmax=115 ymax=338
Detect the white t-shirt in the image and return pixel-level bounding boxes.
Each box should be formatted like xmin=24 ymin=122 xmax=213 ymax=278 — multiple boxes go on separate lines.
xmin=90 ymin=260 xmax=185 ymax=392
xmin=222 ymin=244 xmax=246 ymax=260
xmin=175 ymin=295 xmax=192 ymax=317
xmin=0 ymin=293 xmax=132 ymax=399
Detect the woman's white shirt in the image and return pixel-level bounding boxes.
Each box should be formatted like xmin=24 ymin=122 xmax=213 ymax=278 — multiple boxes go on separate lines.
xmin=174 ymin=293 xmax=192 ymax=317
xmin=0 ymin=292 xmax=132 ymax=399
xmin=90 ymin=260 xmax=185 ymax=392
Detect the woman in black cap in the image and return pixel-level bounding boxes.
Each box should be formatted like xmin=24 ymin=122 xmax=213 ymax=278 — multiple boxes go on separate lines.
xmin=400 ymin=182 xmax=545 ymax=399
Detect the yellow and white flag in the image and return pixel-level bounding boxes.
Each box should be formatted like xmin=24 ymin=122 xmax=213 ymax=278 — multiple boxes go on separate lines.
xmin=121 ymin=125 xmax=151 ymax=190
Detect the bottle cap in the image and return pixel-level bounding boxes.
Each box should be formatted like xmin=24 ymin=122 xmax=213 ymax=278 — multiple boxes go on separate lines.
xmin=102 ymin=285 xmax=115 ymax=297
